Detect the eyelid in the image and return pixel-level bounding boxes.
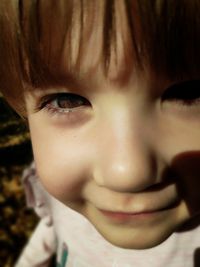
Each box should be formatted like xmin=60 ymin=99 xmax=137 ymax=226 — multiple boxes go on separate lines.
xmin=162 ymin=80 xmax=200 ymax=102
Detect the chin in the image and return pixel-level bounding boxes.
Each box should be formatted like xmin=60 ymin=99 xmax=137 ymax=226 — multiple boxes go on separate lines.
xmin=98 ymin=232 xmax=172 ymax=250
xmin=101 ymin=233 xmax=171 ymax=250
xmin=82 ymin=201 xmax=191 ymax=250
xmin=93 ymin=223 xmax=177 ymax=250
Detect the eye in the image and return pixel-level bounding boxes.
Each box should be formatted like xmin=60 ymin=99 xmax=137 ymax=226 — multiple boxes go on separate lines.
xmin=41 ymin=93 xmax=91 ymax=114
xmin=162 ymin=80 xmax=200 ymax=105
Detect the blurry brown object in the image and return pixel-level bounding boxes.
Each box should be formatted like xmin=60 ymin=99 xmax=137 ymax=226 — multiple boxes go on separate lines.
xmin=0 ymin=97 xmax=38 ymax=267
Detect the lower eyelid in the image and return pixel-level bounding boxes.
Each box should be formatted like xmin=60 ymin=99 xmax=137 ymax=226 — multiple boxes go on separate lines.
xmin=171 ymin=98 xmax=200 ymax=106
xmin=43 ymin=102 xmax=91 ymax=116
xmin=45 ymin=104 xmax=76 ymax=114
xmin=161 ymin=101 xmax=200 ymax=115
xmin=41 ymin=103 xmax=93 ymax=126
xmin=161 ymin=96 xmax=200 ymax=105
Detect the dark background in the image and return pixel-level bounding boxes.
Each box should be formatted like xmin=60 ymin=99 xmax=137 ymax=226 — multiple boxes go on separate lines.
xmin=0 ymin=97 xmax=38 ymax=267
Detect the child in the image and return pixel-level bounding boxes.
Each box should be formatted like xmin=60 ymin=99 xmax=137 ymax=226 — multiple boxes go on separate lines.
xmin=1 ymin=0 xmax=200 ymax=266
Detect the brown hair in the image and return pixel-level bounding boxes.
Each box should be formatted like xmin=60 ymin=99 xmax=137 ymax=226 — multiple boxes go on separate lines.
xmin=0 ymin=0 xmax=200 ymax=115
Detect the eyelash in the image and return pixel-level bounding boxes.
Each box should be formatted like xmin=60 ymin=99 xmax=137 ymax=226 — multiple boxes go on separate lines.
xmin=162 ymin=81 xmax=200 ymax=107
xmin=38 ymin=93 xmax=91 ymax=116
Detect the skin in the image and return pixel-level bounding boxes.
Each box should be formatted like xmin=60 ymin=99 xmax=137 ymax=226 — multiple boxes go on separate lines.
xmin=24 ymin=61 xmax=200 ymax=249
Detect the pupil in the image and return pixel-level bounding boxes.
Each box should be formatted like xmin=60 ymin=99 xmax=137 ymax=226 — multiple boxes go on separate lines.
xmin=58 ymin=97 xmax=70 ymax=108
xmin=57 ymin=95 xmax=83 ymax=109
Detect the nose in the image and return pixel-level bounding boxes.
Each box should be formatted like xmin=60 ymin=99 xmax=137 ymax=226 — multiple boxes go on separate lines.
xmin=94 ymin=111 xmax=159 ymax=193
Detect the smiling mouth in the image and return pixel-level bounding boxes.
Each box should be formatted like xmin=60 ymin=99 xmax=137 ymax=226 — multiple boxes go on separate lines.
xmin=86 ymin=179 xmax=181 ymax=223
xmin=98 ymin=202 xmax=178 ymax=223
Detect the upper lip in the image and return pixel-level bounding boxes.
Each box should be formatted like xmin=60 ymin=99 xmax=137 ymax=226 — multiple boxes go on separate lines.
xmin=85 ymin=180 xmax=179 ymax=214
xmin=94 ymin=194 xmax=179 ymax=215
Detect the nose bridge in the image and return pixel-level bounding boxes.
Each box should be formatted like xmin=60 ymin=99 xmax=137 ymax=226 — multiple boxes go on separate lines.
xmin=95 ymin=109 xmax=157 ymax=192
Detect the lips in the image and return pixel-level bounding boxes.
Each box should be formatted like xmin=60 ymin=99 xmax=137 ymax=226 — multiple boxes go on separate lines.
xmin=99 ymin=207 xmax=170 ymax=216
xmin=100 ymin=209 xmax=159 ymax=217
xmin=95 ymin=194 xmax=180 ymax=217
xmin=98 ymin=203 xmax=177 ymax=223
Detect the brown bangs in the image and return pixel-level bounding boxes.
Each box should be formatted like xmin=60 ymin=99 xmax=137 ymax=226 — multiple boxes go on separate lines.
xmin=19 ymin=0 xmax=136 ymax=87
xmin=1 ymin=0 xmax=200 ymax=114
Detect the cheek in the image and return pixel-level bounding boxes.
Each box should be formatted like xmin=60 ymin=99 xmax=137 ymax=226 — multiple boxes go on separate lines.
xmin=160 ymin=122 xmax=200 ymax=214
xmin=172 ymin=154 xmax=200 ymax=215
xmin=29 ymin=122 xmax=93 ymax=202
xmin=153 ymin=118 xmax=200 ymax=216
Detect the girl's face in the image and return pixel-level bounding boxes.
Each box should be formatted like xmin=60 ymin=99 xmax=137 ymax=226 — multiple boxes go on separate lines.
xmin=25 ymin=60 xmax=200 ymax=249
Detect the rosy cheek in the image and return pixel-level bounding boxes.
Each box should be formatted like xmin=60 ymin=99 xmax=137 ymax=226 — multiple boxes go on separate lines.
xmin=36 ymin=161 xmax=86 ymax=201
xmin=36 ymin=150 xmax=87 ymax=195
xmin=30 ymin=126 xmax=93 ymax=202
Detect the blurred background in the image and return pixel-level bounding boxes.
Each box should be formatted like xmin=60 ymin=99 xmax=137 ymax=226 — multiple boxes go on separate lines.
xmin=0 ymin=96 xmax=38 ymax=267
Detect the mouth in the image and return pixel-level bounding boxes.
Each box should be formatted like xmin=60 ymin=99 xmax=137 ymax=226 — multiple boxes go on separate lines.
xmin=86 ymin=181 xmax=180 ymax=224
xmin=98 ymin=203 xmax=178 ymax=224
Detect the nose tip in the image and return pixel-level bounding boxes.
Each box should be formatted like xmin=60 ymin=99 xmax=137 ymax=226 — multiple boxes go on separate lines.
xmin=94 ymin=150 xmax=158 ymax=193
